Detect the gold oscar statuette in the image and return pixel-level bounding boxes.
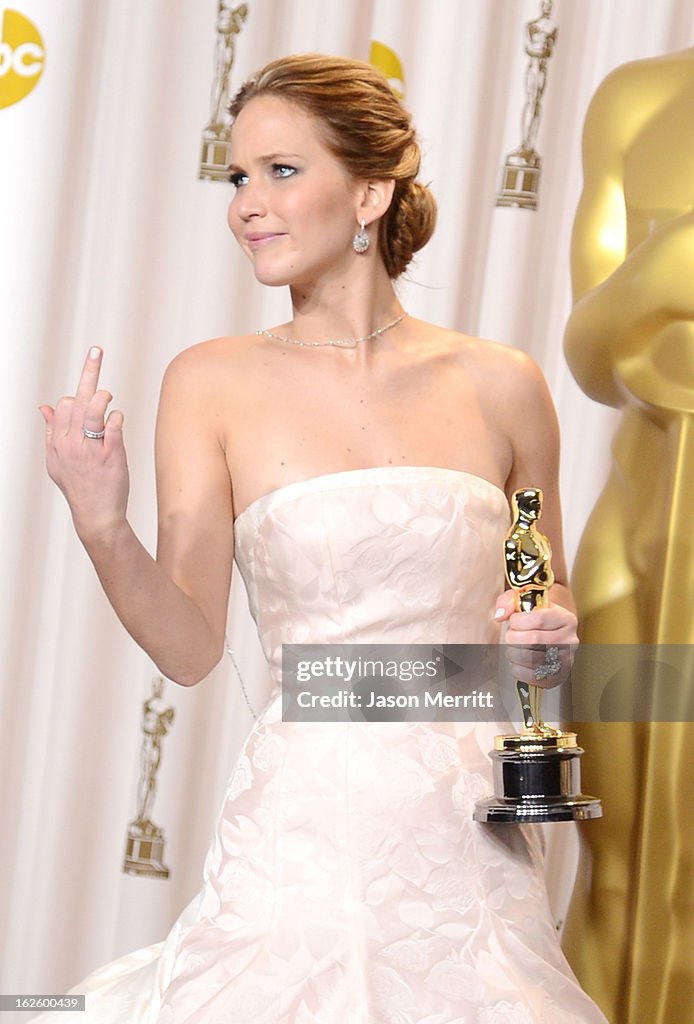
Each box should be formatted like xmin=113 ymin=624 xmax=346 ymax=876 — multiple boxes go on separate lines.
xmin=474 ymin=488 xmax=603 ymax=823
xmin=199 ymin=1 xmax=248 ymax=181
xmin=496 ymin=0 xmax=558 ymax=210
xmin=123 ymin=676 xmax=175 ymax=878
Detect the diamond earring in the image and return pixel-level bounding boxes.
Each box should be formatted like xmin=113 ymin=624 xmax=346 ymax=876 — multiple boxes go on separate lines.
xmin=352 ymin=219 xmax=370 ymax=254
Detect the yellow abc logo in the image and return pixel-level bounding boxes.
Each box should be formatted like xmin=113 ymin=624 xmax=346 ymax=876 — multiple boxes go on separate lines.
xmin=369 ymin=41 xmax=405 ymax=101
xmin=0 ymin=8 xmax=45 ymax=110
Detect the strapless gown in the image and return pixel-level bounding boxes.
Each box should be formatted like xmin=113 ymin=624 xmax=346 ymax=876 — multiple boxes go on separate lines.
xmin=32 ymin=467 xmax=608 ymax=1024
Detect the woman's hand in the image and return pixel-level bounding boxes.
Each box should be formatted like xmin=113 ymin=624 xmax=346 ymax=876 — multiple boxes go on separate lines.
xmin=494 ymin=590 xmax=578 ymax=687
xmin=39 ymin=347 xmax=130 ymax=543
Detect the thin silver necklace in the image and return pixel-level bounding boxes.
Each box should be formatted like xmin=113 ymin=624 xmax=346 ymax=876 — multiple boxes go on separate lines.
xmin=256 ymin=311 xmax=408 ymax=348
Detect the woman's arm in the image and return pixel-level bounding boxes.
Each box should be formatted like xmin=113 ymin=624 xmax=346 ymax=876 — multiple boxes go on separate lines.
xmin=40 ymin=345 xmax=235 ymax=686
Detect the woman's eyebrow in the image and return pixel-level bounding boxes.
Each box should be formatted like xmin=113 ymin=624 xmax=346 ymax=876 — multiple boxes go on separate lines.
xmin=227 ymin=152 xmax=303 ymax=172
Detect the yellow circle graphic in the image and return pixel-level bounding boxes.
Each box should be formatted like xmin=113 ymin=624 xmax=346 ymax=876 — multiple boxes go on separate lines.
xmin=369 ymin=41 xmax=405 ymax=101
xmin=0 ymin=8 xmax=45 ymax=109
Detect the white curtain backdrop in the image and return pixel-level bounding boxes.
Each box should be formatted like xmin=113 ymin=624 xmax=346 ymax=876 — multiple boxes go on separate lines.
xmin=2 ymin=0 xmax=693 ymax=1007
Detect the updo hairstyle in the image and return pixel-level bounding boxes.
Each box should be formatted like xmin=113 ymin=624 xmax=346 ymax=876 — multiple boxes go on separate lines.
xmin=229 ymin=53 xmax=437 ymax=278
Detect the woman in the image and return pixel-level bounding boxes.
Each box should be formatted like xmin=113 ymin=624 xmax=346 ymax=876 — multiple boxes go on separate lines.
xmin=37 ymin=54 xmax=605 ymax=1024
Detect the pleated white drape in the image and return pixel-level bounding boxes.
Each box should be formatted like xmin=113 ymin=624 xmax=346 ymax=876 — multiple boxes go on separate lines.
xmin=2 ymin=0 xmax=693 ymax=1007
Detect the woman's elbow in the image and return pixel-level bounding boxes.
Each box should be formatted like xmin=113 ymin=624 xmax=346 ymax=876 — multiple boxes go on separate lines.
xmin=159 ymin=641 xmax=225 ymax=688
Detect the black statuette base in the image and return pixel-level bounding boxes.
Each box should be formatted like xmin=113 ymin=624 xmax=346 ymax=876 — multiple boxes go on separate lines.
xmin=473 ymin=736 xmax=603 ymax=823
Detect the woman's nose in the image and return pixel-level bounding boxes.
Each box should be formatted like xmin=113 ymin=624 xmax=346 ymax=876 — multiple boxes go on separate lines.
xmin=234 ymin=181 xmax=267 ymax=221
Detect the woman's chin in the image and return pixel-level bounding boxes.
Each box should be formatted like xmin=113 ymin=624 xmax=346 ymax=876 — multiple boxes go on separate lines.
xmin=251 ymin=267 xmax=293 ymax=288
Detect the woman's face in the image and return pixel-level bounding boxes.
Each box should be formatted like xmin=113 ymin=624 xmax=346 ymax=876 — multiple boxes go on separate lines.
xmin=227 ymin=95 xmax=364 ymax=289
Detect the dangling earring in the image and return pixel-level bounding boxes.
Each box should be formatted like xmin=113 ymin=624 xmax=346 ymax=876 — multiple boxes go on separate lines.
xmin=352 ymin=219 xmax=370 ymax=254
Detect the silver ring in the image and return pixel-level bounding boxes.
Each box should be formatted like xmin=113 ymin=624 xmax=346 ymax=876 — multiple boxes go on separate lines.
xmin=535 ymin=645 xmax=561 ymax=680
xmin=82 ymin=425 xmax=106 ymax=439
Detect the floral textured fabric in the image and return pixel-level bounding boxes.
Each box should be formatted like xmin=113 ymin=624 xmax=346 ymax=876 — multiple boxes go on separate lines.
xmin=33 ymin=468 xmax=607 ymax=1023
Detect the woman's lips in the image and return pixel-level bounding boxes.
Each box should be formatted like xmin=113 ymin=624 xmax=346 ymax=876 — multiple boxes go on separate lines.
xmin=246 ymin=233 xmax=285 ymax=250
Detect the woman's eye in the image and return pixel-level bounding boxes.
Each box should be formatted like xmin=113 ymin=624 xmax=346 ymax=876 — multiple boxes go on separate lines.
xmin=228 ymin=171 xmax=248 ymax=188
xmin=272 ymin=164 xmax=296 ymax=178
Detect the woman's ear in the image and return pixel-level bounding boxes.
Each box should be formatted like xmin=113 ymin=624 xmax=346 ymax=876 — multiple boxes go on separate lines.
xmin=357 ymin=179 xmax=396 ymax=227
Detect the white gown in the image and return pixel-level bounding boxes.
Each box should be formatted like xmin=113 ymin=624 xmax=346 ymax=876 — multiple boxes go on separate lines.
xmin=32 ymin=467 xmax=608 ymax=1023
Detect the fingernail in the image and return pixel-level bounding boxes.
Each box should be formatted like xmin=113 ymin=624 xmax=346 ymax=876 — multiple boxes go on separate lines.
xmin=494 ymin=607 xmax=505 ymax=620
xmin=89 ymin=346 xmax=101 ymax=360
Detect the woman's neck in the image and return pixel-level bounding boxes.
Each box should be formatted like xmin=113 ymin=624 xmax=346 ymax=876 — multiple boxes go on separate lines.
xmin=287 ymin=262 xmax=403 ymax=344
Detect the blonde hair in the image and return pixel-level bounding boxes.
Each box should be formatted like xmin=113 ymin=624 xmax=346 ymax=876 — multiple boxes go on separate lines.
xmin=229 ymin=53 xmax=437 ymax=278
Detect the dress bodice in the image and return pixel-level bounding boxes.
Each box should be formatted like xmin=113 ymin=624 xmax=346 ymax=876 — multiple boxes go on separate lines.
xmin=233 ymin=466 xmax=510 ymax=685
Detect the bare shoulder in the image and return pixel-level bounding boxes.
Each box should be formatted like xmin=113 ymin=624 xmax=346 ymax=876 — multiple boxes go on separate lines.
xmin=447 ymin=330 xmax=546 ymax=398
xmin=480 ymin=338 xmax=549 ymax=405
xmin=157 ymin=334 xmax=266 ymax=450
xmin=162 ymin=332 xmax=259 ymax=386
xmin=452 ymin=331 xmax=558 ymax=443
xmin=412 ymin=322 xmax=548 ymax=407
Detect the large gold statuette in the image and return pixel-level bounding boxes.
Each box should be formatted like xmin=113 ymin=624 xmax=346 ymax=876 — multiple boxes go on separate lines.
xmin=474 ymin=488 xmax=602 ymax=823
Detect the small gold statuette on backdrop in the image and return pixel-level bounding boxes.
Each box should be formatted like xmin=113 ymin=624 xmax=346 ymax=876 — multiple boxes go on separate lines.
xmin=474 ymin=488 xmax=602 ymax=823
xmin=123 ymin=676 xmax=175 ymax=878
xmin=496 ymin=0 xmax=558 ymax=210
xmin=199 ymin=2 xmax=248 ymax=181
